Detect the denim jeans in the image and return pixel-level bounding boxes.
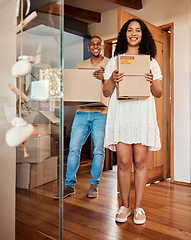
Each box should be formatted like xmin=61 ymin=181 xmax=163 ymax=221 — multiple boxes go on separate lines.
xmin=65 ymin=111 xmax=107 ymax=188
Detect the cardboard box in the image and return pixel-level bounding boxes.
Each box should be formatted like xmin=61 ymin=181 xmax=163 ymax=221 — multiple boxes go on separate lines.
xmin=16 ymin=156 xmax=57 ymax=189
xmin=16 ymin=135 xmax=51 ymax=163
xmin=30 ymin=80 xmax=49 ymax=100
xmin=23 ymin=110 xmax=60 ymax=124
xmin=64 ymin=69 xmax=108 ymax=107
xmin=117 ymin=55 xmax=150 ymax=100
xmin=33 ymin=123 xmax=51 ymax=136
xmin=28 ymin=99 xmax=60 ymax=112
xmin=30 ymin=68 xmax=61 ymax=100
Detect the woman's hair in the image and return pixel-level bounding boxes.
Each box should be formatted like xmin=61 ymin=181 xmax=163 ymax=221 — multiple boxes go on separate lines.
xmin=114 ymin=18 xmax=157 ymax=58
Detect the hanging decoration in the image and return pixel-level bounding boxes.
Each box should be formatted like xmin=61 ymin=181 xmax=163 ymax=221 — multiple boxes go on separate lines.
xmin=6 ymin=0 xmax=35 ymax=157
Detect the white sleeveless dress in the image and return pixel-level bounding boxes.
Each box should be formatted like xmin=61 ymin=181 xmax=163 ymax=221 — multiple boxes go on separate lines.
xmin=104 ymin=56 xmax=162 ymax=151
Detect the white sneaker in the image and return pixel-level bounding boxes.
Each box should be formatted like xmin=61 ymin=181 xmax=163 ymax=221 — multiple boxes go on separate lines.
xmin=115 ymin=206 xmax=131 ymax=223
xmin=133 ymin=208 xmax=146 ymax=225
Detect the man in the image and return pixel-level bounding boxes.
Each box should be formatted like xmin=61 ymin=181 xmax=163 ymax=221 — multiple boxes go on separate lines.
xmin=54 ymin=36 xmax=109 ymax=199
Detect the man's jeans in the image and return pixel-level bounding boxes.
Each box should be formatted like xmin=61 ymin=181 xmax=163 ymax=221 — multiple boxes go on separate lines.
xmin=65 ymin=111 xmax=107 ymax=188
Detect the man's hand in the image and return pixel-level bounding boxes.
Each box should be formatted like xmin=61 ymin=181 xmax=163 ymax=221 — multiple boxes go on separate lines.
xmin=93 ymin=66 xmax=105 ymax=81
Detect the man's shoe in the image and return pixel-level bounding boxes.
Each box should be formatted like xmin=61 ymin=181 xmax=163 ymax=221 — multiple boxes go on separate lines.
xmin=53 ymin=185 xmax=75 ymax=200
xmin=87 ymin=184 xmax=98 ymax=198
xmin=133 ymin=208 xmax=146 ymax=224
xmin=115 ymin=206 xmax=131 ymax=222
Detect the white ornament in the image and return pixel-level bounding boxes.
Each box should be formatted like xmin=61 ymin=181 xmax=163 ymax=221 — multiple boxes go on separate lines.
xmin=11 ymin=59 xmax=32 ymax=77
xmin=18 ymin=55 xmax=35 ymax=63
xmin=6 ymin=117 xmax=34 ymax=147
xmin=11 ymin=117 xmax=27 ymax=127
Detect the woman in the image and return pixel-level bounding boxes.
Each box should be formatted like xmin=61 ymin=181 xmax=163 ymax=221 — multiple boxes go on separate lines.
xmin=103 ymin=19 xmax=162 ymax=225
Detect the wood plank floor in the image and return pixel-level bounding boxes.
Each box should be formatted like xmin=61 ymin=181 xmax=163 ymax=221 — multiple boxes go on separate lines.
xmin=16 ymin=166 xmax=191 ymax=240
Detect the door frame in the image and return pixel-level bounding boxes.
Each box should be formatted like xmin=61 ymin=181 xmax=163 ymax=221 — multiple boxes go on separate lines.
xmin=160 ymin=22 xmax=174 ymax=182
xmin=104 ymin=23 xmax=174 ymax=182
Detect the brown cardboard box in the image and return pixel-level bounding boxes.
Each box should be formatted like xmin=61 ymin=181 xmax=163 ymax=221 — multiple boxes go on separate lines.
xmin=33 ymin=123 xmax=51 ymax=136
xmin=117 ymin=55 xmax=150 ymax=100
xmin=28 ymin=99 xmax=60 ymax=112
xmin=23 ymin=110 xmax=60 ymax=124
xmin=16 ymin=135 xmax=51 ymax=163
xmin=64 ymin=69 xmax=108 ymax=107
xmin=16 ymin=156 xmax=57 ymax=189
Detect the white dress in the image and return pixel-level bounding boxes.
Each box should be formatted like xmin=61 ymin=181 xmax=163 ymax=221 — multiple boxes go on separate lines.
xmin=104 ymin=56 xmax=162 ymax=151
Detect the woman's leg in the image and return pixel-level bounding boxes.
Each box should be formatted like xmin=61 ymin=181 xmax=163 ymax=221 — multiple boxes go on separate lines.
xmin=116 ymin=142 xmax=132 ymax=207
xmin=133 ymin=144 xmax=148 ymax=208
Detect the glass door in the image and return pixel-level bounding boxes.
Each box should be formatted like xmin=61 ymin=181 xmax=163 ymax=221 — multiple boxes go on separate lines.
xmin=14 ymin=1 xmax=64 ymax=239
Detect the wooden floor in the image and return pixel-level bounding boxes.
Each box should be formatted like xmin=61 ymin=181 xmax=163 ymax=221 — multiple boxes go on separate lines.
xmin=16 ymin=166 xmax=191 ymax=240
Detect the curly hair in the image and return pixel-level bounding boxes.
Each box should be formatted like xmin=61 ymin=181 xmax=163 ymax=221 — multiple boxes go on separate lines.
xmin=114 ymin=18 xmax=156 ymax=58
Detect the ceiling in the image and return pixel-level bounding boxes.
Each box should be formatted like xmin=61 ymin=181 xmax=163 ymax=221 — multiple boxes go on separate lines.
xmin=64 ymin=0 xmax=125 ymax=14
xmin=19 ymin=0 xmax=143 ymax=37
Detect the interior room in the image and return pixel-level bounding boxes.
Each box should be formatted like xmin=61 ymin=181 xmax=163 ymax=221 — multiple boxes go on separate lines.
xmin=0 ymin=0 xmax=191 ymax=239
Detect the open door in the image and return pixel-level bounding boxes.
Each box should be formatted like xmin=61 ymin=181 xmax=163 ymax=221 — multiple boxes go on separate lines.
xmin=104 ymin=9 xmax=171 ymax=184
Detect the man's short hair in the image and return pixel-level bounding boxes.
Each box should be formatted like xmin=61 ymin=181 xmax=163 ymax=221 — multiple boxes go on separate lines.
xmin=89 ymin=35 xmax=102 ymax=43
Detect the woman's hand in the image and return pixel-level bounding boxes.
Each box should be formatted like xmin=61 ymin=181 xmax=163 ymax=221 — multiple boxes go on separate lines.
xmin=145 ymin=69 xmax=153 ymax=86
xmin=111 ymin=70 xmax=124 ymax=87
xmin=145 ymin=69 xmax=162 ymax=98
xmin=93 ymin=66 xmax=105 ymax=81
xmin=103 ymin=70 xmax=124 ymax=97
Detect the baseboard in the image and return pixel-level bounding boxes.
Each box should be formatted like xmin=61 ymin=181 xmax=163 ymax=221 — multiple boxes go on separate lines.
xmin=171 ymin=180 xmax=191 ymax=187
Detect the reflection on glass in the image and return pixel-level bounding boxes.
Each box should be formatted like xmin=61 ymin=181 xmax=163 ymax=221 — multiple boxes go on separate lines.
xmin=15 ymin=1 xmax=63 ymax=239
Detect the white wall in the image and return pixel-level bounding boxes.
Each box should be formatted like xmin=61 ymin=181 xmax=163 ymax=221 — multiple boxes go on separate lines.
xmin=20 ymin=28 xmax=83 ymax=71
xmin=89 ymin=8 xmax=118 ymax=41
xmin=0 ymin=1 xmax=16 ymax=239
xmin=18 ymin=25 xmax=60 ymax=67
xmin=89 ymin=0 xmax=191 ymax=183
xmin=64 ymin=31 xmax=83 ymax=69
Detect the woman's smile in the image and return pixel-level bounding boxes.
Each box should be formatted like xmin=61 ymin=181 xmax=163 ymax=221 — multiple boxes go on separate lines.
xmin=126 ymin=21 xmax=142 ymax=47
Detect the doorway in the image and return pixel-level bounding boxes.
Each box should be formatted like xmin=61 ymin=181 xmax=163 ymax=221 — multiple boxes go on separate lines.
xmin=104 ymin=11 xmax=174 ymax=184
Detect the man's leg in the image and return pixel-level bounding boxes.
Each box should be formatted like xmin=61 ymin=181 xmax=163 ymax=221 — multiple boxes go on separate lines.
xmin=65 ymin=112 xmax=91 ymax=188
xmin=89 ymin=113 xmax=107 ymax=196
xmin=54 ymin=112 xmax=90 ymax=199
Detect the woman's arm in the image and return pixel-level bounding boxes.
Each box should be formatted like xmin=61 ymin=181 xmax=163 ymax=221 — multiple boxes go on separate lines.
xmin=103 ymin=70 xmax=124 ymax=98
xmin=145 ymin=70 xmax=162 ymax=98
xmin=151 ymin=80 xmax=162 ymax=98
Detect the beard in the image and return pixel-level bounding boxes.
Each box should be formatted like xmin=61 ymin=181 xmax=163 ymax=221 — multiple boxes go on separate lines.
xmin=91 ymin=53 xmax=100 ymax=58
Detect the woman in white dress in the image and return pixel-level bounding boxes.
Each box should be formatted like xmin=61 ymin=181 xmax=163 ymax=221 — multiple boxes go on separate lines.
xmin=103 ymin=18 xmax=162 ymax=225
